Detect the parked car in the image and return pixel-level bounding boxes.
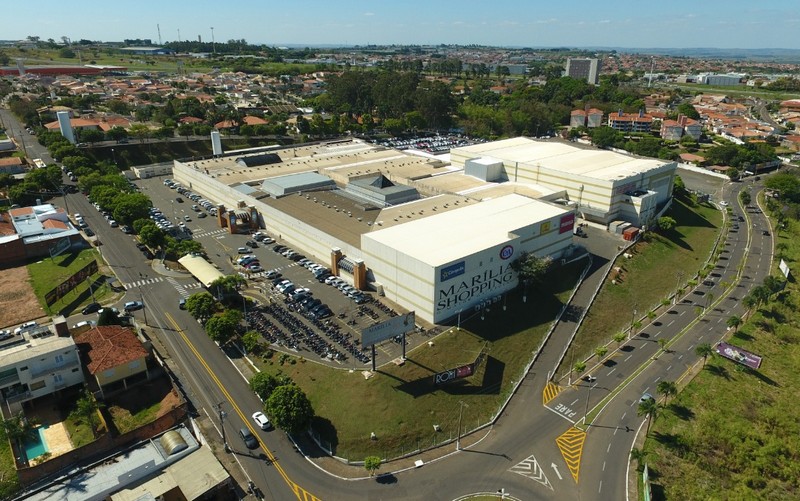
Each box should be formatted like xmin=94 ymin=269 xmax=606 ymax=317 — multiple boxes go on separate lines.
xmin=121 ymin=225 xmax=133 ymax=234
xmin=248 ymin=265 xmax=264 ymax=273
xmin=84 ymin=228 xmax=95 ymax=237
xmin=72 ymin=320 xmax=97 ymax=329
xmin=265 ymin=270 xmax=282 ymax=280
xmin=0 ymin=330 xmax=13 ymax=341
xmin=82 ymin=302 xmax=102 ymax=314
xmin=123 ymin=301 xmax=144 ymax=312
xmin=252 ymin=411 xmax=272 ymax=430
xmin=237 ymin=247 xmax=252 ymax=254
xmin=175 ymin=197 xmax=183 ymax=203
xmin=109 ymin=220 xmax=118 ymax=228
xmin=179 ymin=298 xmax=186 ymax=310
xmin=245 ymin=240 xmax=258 ymax=248
xmin=197 ymin=212 xmax=207 ymax=218
xmin=13 ymin=321 xmax=38 ymax=335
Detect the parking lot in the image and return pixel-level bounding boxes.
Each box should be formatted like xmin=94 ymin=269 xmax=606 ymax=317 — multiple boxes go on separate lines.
xmin=138 ymin=175 xmax=432 ymax=368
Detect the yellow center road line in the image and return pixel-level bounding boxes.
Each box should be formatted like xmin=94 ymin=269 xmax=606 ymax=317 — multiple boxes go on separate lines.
xmin=542 ymin=381 xmax=562 ymax=405
xmin=165 ymin=312 xmax=321 ymax=501
xmin=555 ymin=426 xmax=586 ymax=483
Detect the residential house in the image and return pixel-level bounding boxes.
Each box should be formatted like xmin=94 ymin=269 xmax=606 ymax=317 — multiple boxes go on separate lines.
xmin=74 ymin=325 xmax=152 ymax=399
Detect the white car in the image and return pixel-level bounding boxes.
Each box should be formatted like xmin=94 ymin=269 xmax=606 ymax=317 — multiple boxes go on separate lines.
xmin=252 ymin=411 xmax=272 ymax=430
xmin=719 ymin=201 xmax=729 ymax=207
xmin=14 ymin=321 xmax=38 ymax=335
xmin=72 ymin=320 xmax=97 ymax=329
xmin=0 ymin=329 xmax=12 ymax=341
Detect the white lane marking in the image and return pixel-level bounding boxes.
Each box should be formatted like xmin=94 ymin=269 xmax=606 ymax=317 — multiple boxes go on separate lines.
xmin=625 ymin=355 xmax=633 ymax=362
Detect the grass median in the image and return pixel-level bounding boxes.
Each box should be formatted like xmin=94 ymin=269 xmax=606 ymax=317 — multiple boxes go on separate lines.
xmin=640 ymin=197 xmax=800 ymax=499
xmin=559 ymin=199 xmax=722 ymax=379
xmin=251 ymin=260 xmax=586 ymax=460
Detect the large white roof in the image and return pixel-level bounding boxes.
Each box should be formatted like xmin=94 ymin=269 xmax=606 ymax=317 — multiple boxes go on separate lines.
xmin=363 ymin=194 xmax=568 ymax=267
xmin=452 ymin=137 xmax=669 ymax=182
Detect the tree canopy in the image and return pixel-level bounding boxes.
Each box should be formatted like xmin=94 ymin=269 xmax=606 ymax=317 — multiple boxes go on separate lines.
xmin=265 ymin=384 xmax=314 ymax=435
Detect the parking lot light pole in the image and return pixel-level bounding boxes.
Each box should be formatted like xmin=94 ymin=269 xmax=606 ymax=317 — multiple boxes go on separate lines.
xmin=216 ymin=402 xmax=230 ymax=453
xmin=456 ymin=400 xmax=467 ymax=451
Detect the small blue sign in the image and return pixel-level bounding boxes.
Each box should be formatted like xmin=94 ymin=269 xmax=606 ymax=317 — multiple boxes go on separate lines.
xmin=440 ymin=261 xmax=466 ymax=282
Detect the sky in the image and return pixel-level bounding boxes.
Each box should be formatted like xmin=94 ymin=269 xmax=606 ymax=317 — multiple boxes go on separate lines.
xmin=5 ymin=0 xmax=800 ymax=50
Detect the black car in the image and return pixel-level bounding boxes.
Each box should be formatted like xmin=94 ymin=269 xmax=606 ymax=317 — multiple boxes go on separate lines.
xmin=136 ymin=242 xmax=147 ymax=250
xmin=175 ymin=197 xmax=183 ymax=203
xmin=82 ymin=302 xmax=101 ymax=314
xmin=245 ymin=240 xmax=258 ymax=248
xmin=290 ymin=254 xmax=305 ymax=262
xmin=302 ymin=298 xmax=322 ymax=311
xmin=273 ymin=244 xmax=286 ymax=253
xmin=142 ymin=249 xmax=155 ymax=259
xmin=84 ymin=228 xmax=95 ymax=237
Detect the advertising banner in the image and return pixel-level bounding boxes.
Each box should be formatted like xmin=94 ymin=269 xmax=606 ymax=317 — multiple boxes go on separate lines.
xmin=45 ymin=260 xmax=98 ymax=306
xmin=433 ymin=364 xmax=475 ymax=385
xmin=715 ymin=341 xmax=762 ymax=369
xmin=559 ymin=212 xmax=576 ymax=234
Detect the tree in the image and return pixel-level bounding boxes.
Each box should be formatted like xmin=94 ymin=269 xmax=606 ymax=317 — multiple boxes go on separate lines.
xmin=657 ymin=380 xmax=677 ymax=405
xmin=204 ymin=309 xmax=241 ymax=345
xmin=185 ymin=292 xmax=217 ymax=324
xmin=0 ymin=412 xmax=38 ymax=446
xmin=364 ymin=456 xmax=382 ymax=477
xmin=726 ymin=315 xmax=742 ymax=333
xmin=629 ymin=447 xmax=648 ymax=472
xmin=106 ymin=126 xmax=129 ymax=143
xmin=138 ymin=224 xmax=167 ymax=249
xmin=590 ymin=126 xmax=618 ymax=148
xmin=676 ymin=102 xmax=700 ymax=120
xmin=657 ymin=337 xmax=668 ymax=356
xmin=242 ymin=330 xmax=263 ymax=355
xmin=249 ymin=372 xmax=291 ymax=401
xmin=573 ymin=361 xmax=586 ymax=374
xmin=265 ymin=385 xmax=314 ymax=435
xmin=70 ymin=389 xmax=103 ymax=438
xmin=637 ymin=398 xmax=659 ymax=435
xmin=595 ymin=346 xmax=608 ymax=358
xmin=97 ymin=308 xmax=122 ymax=326
xmin=510 ymin=252 xmax=553 ymax=286
xmin=657 ymin=216 xmax=677 ymax=232
xmin=739 ymin=190 xmax=751 ymax=206
xmin=613 ymin=332 xmax=627 ymax=345
xmin=695 ymin=343 xmax=713 ymax=367
xmin=112 ymin=192 xmax=152 ymax=225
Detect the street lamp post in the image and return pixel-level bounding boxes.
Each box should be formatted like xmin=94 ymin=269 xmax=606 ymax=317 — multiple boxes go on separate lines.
xmin=628 ymin=304 xmax=638 ymax=340
xmin=456 ymin=400 xmax=467 ymax=451
xmin=111 ymin=148 xmax=116 ymax=165
xmin=216 ymin=402 xmax=230 ymax=453
xmin=583 ymin=381 xmax=593 ymax=427
xmin=210 ymin=27 xmax=216 ymax=54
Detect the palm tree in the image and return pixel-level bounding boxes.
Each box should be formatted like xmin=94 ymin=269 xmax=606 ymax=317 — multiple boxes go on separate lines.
xmin=726 ymin=315 xmax=742 ymax=333
xmin=0 ymin=412 xmax=38 ymax=456
xmin=70 ymin=390 xmax=104 ymax=438
xmin=629 ymin=447 xmax=648 ymax=472
xmin=696 ymin=343 xmax=713 ymax=367
xmin=637 ymin=398 xmax=659 ymax=435
xmin=657 ymin=380 xmax=678 ymax=405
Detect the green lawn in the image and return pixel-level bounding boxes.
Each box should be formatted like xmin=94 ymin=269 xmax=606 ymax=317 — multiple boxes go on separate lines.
xmin=641 ymin=195 xmax=800 ymax=499
xmin=63 ymin=413 xmax=96 ymax=448
xmin=560 ymin=199 xmax=722 ymax=378
xmin=252 ymin=260 xmax=585 ymax=460
xmin=0 ymin=439 xmax=20 ymax=499
xmin=27 ymin=248 xmax=113 ymax=316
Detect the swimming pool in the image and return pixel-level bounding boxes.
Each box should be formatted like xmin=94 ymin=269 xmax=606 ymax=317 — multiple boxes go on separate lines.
xmin=23 ymin=426 xmax=49 ymax=461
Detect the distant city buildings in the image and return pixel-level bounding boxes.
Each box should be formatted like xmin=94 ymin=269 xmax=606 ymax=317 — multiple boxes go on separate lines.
xmin=608 ymin=110 xmax=654 ymax=133
xmin=570 ymin=108 xmax=603 ymax=128
xmin=565 ymin=58 xmax=601 ymax=85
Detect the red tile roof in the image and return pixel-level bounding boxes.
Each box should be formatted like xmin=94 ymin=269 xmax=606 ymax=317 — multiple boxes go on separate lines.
xmin=75 ymin=325 xmax=148 ymax=374
xmin=42 ymin=219 xmax=68 ymax=230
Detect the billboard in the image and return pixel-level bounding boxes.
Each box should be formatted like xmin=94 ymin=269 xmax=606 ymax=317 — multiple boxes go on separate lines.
xmin=433 ymin=364 xmax=475 ymax=385
xmin=361 ymin=312 xmax=415 ymax=348
xmin=559 ymin=212 xmax=576 ymax=234
xmin=49 ymin=237 xmax=71 ymax=259
xmin=715 ymin=341 xmax=762 ymax=369
xmin=779 ymin=259 xmax=791 ymax=279
xmin=45 ymin=260 xmax=98 ymax=306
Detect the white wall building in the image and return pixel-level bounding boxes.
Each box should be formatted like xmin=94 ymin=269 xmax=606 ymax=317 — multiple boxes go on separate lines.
xmin=450 ymin=137 xmax=676 ymax=227
xmin=0 ymin=327 xmax=84 ymax=411
xmin=362 ymin=194 xmax=575 ymax=323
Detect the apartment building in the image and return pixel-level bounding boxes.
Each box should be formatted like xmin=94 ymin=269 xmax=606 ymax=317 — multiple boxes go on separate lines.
xmin=565 ymin=58 xmax=601 ymax=85
xmin=0 ymin=326 xmax=84 ymax=413
xmin=608 ymin=110 xmax=654 ymax=133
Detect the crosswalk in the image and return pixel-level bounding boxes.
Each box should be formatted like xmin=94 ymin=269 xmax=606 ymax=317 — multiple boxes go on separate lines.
xmin=193 ymin=228 xmax=228 ymax=238
xmin=122 ymin=276 xmax=202 ymax=298
xmin=124 ymin=277 xmax=164 ymax=289
xmin=166 ymin=277 xmax=203 ymax=298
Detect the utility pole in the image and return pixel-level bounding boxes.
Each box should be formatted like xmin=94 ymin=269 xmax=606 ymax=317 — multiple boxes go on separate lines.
xmin=216 ymin=402 xmax=230 ymax=452
xmin=628 ymin=303 xmax=638 ymax=340
xmin=210 ymin=27 xmax=215 ymax=54
xmin=456 ymin=400 xmax=467 ymax=451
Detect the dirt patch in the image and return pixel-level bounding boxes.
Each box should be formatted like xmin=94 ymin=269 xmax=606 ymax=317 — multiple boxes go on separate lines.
xmin=0 ymin=265 xmax=46 ymax=329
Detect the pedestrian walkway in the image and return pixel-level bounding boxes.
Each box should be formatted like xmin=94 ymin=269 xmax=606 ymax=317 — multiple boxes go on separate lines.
xmin=193 ymin=228 xmax=228 ymax=238
xmin=123 ymin=277 xmax=164 ymax=289
xmin=166 ymin=277 xmax=203 ymax=298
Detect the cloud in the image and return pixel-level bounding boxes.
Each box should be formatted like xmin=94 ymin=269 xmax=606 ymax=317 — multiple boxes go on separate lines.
xmin=363 ymin=12 xmax=374 ymax=16
xmin=534 ymin=18 xmax=558 ymax=25
xmin=599 ymin=19 xmax=611 ymax=24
